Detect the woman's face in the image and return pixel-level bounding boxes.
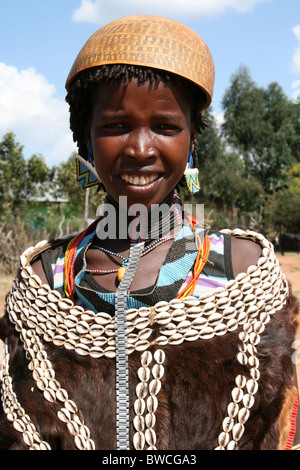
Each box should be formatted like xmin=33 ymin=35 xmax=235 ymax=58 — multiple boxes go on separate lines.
xmin=86 ymin=77 xmax=196 ymax=210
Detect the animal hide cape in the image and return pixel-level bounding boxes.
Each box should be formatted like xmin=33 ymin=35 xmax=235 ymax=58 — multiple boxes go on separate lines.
xmin=0 ymin=238 xmax=299 ymax=451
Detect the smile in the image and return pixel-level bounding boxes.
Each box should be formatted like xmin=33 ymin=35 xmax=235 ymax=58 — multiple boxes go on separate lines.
xmin=120 ymin=174 xmax=159 ymax=186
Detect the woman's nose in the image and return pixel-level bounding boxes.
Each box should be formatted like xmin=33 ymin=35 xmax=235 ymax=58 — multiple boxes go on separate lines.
xmin=123 ymin=128 xmax=156 ymax=161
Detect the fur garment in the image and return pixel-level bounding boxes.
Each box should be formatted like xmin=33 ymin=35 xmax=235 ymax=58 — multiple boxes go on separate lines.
xmin=0 ymin=239 xmax=299 ymax=450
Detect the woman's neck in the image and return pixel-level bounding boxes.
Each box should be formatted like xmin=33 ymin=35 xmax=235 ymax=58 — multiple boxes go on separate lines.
xmin=95 ymin=193 xmax=183 ymax=243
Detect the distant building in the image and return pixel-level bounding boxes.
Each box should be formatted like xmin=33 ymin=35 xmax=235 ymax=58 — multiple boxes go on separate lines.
xmin=27 ymin=193 xmax=68 ymax=229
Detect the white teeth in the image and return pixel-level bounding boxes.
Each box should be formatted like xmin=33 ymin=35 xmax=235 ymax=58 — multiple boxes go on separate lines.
xmin=121 ymin=174 xmax=158 ymax=186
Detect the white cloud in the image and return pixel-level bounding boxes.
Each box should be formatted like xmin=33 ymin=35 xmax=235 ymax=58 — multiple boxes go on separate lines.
xmin=211 ymin=111 xmax=225 ymax=128
xmin=292 ymin=25 xmax=300 ymax=75
xmin=0 ymin=63 xmax=76 ymax=166
xmin=72 ymin=0 xmax=274 ymax=24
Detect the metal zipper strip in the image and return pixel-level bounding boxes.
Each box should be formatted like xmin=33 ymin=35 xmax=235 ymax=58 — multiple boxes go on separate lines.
xmin=114 ymin=242 xmax=145 ymax=450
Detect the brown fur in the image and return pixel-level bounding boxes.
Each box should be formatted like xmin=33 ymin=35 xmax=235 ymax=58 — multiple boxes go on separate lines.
xmin=0 ymin=283 xmax=299 ymax=450
xmin=277 ymin=385 xmax=298 ymax=450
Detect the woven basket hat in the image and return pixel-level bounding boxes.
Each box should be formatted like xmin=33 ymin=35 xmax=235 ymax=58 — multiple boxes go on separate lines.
xmin=66 ymin=15 xmax=215 ymax=110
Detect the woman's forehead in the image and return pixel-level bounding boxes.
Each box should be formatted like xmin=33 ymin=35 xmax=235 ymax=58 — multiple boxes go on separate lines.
xmin=91 ymin=78 xmax=193 ymax=117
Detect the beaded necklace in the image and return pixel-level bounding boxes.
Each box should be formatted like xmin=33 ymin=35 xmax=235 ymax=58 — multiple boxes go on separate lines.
xmin=178 ymin=214 xmax=210 ymax=300
xmin=64 ymin=218 xmax=99 ymax=301
xmin=86 ymin=235 xmax=175 ymax=282
xmin=64 ymin=196 xmax=210 ymax=301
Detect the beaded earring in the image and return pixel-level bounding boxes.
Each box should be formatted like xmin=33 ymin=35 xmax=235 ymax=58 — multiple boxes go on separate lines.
xmin=184 ymin=151 xmax=200 ymax=193
xmin=76 ymin=147 xmax=100 ymax=189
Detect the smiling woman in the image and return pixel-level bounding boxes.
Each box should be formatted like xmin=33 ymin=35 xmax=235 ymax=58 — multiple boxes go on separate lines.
xmin=0 ymin=14 xmax=298 ymax=451
xmin=85 ymin=78 xmax=195 ymax=209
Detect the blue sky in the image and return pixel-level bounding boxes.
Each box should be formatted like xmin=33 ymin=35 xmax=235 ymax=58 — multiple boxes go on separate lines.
xmin=0 ymin=0 xmax=299 ymax=166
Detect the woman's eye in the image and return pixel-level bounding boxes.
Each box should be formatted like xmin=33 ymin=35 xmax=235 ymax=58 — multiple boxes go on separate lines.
xmin=99 ymin=123 xmax=130 ymax=135
xmin=104 ymin=123 xmax=126 ymax=129
xmin=156 ymin=124 xmax=181 ymax=134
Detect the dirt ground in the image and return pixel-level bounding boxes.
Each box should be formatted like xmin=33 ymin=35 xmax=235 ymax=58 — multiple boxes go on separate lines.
xmin=276 ymin=253 xmax=300 ymax=298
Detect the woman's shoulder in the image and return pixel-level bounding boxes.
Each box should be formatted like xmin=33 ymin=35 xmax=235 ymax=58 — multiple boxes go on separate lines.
xmin=210 ymin=228 xmax=263 ymax=278
xmin=183 ymin=226 xmax=264 ymax=280
xmin=29 ymin=235 xmax=73 ymax=286
xmin=230 ymin=235 xmax=262 ymax=278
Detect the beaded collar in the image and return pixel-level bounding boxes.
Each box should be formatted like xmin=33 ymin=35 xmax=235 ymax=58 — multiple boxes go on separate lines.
xmin=72 ymin=220 xmax=207 ymax=315
xmin=97 ymin=193 xmax=183 ymax=242
xmin=2 ymin=229 xmax=289 ymax=450
xmin=63 ymin=194 xmax=183 ymax=302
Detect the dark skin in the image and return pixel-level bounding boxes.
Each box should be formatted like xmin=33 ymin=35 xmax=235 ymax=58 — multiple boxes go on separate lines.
xmin=32 ymin=78 xmax=261 ymax=291
xmin=32 ymin=237 xmax=261 ymax=290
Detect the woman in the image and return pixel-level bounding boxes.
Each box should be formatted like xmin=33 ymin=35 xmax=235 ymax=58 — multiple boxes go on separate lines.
xmin=0 ymin=15 xmax=298 ymax=450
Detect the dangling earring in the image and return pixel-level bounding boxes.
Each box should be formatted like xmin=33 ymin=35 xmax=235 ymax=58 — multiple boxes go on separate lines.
xmin=184 ymin=151 xmax=200 ymax=193
xmin=76 ymin=147 xmax=100 ymax=189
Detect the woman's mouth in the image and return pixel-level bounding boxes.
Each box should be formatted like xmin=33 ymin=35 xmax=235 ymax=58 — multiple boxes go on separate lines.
xmin=120 ymin=173 xmax=159 ymax=186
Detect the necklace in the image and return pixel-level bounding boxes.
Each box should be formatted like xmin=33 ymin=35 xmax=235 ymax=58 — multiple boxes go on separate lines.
xmin=63 ymin=194 xmax=209 ymax=300
xmin=97 ymin=193 xmax=183 ymax=242
xmin=86 ymin=235 xmax=175 ymax=282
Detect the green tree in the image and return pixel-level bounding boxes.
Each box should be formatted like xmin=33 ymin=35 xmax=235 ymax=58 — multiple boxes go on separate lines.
xmin=195 ymin=109 xmax=264 ymax=221
xmin=264 ymin=162 xmax=300 ymax=234
xmin=222 ymin=66 xmax=300 ymax=192
xmin=0 ymin=132 xmax=27 ymax=214
xmin=0 ymin=132 xmax=52 ymax=219
xmin=27 ymin=153 xmax=51 ymax=197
